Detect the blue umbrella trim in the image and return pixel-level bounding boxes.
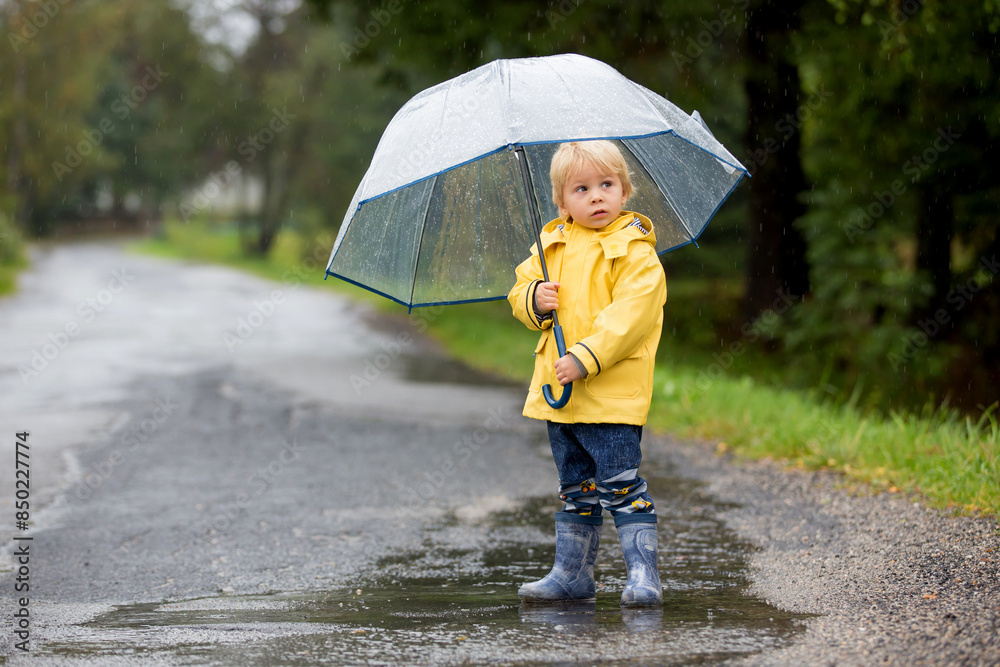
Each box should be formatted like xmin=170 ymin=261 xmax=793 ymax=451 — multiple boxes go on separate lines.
xmin=323 ymin=268 xmax=511 ymax=312
xmin=658 ymin=168 xmax=749 ymax=256
xmin=326 ymin=130 xmax=750 ymax=306
xmin=324 ymin=168 xmax=747 ymax=308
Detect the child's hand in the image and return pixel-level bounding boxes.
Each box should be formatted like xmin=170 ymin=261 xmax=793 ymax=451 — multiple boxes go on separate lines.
xmin=553 ymin=354 xmax=582 ymax=385
xmin=535 ymin=282 xmax=560 ymax=312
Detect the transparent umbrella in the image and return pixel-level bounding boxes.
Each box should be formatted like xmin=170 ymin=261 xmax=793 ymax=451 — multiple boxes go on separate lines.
xmin=325 ymin=53 xmax=748 ymax=407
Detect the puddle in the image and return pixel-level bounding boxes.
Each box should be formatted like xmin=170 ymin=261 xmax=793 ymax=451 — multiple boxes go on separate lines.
xmin=33 ymin=465 xmax=812 ymax=665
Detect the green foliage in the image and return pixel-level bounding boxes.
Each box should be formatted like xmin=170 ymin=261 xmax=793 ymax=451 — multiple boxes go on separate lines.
xmin=769 ymin=0 xmax=1000 ymax=411
xmin=649 ymin=364 xmax=999 ymax=516
xmin=280 ymin=28 xmax=410 ymax=241
xmin=1 ymin=1 xmax=118 ymax=231
xmin=0 ymin=210 xmax=27 ymax=297
xmin=0 ymin=0 xmax=232 ymax=233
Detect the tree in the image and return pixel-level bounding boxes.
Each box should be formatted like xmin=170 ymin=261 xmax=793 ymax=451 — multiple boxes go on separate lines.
xmin=0 ymin=0 xmax=234 ymax=235
xmin=741 ymin=0 xmax=812 ymax=319
xmin=0 ymin=1 xmax=119 ymax=233
xmin=95 ymin=0 xmax=234 ymax=222
xmin=785 ymin=0 xmax=1000 ymax=410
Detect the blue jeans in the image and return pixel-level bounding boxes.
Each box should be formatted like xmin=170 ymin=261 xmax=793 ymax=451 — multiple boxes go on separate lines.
xmin=547 ymin=422 xmax=656 ymax=526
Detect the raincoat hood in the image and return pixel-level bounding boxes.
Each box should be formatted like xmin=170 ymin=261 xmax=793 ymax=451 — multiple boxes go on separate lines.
xmin=538 ymin=210 xmax=658 ymax=259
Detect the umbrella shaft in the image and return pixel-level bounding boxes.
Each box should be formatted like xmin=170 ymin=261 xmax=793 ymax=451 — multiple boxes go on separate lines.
xmin=514 ymin=146 xmax=561 ymax=329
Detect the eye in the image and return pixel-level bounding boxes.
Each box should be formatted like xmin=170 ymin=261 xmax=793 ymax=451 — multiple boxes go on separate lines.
xmin=574 ymin=185 xmax=587 ymax=193
xmin=602 ymin=180 xmax=613 ymax=188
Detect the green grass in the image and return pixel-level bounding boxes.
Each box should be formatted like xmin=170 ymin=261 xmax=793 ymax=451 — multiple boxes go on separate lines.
xmin=646 ymin=365 xmax=998 ymax=516
xmin=0 ymin=248 xmax=27 ymax=298
xmin=134 ymin=220 xmax=1000 ymax=516
xmin=0 ymin=262 xmax=21 ymax=296
xmin=0 ymin=212 xmax=27 ymax=297
xmin=135 ymin=219 xmax=382 ymax=305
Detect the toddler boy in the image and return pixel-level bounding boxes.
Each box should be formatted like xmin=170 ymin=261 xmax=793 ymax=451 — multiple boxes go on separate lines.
xmin=508 ymin=140 xmax=667 ymax=607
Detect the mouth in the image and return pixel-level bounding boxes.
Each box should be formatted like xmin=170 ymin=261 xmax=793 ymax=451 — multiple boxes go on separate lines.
xmin=591 ymin=209 xmax=607 ymax=218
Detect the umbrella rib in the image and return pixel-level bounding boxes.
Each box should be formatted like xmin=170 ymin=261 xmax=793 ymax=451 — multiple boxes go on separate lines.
xmin=408 ymin=175 xmax=438 ymax=308
xmin=476 ymin=157 xmax=487 ymax=288
xmin=620 ymin=138 xmax=697 ymax=243
xmin=633 ymin=82 xmax=677 ymax=134
xmin=438 ymin=77 xmax=455 ymax=147
xmin=375 ymin=190 xmax=403 ymax=285
xmin=495 ymin=59 xmax=513 ymax=145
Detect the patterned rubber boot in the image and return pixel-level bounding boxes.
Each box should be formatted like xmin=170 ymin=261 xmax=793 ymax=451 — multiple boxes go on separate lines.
xmin=616 ymin=521 xmax=663 ymax=607
xmin=518 ymin=514 xmax=602 ymax=602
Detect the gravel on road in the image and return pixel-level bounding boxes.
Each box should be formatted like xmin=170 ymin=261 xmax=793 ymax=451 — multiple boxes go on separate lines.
xmin=649 ymin=437 xmax=1000 ymax=666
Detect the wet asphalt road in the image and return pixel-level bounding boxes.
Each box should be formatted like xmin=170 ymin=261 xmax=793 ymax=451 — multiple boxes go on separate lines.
xmin=0 ymin=241 xmax=997 ymax=666
xmin=0 ymin=241 xmax=802 ymax=665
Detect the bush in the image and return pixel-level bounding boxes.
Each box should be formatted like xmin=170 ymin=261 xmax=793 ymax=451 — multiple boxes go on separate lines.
xmin=0 ymin=211 xmax=27 ymax=296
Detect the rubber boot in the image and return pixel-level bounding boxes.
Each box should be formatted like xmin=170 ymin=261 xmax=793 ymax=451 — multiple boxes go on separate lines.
xmin=616 ymin=520 xmax=663 ymax=607
xmin=518 ymin=514 xmax=602 ymax=602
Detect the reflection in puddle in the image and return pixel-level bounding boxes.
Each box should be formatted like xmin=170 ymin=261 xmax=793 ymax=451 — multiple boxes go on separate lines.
xmin=39 ymin=465 xmax=813 ymax=665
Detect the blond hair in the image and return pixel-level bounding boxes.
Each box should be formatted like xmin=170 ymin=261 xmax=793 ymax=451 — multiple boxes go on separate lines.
xmin=549 ymin=140 xmax=633 ymax=208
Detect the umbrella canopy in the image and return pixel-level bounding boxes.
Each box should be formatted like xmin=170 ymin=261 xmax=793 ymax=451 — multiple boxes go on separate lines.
xmin=325 ymin=53 xmax=748 ymax=309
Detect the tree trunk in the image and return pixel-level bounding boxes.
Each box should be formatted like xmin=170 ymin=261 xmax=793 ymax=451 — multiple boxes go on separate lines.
xmin=251 ymin=62 xmax=324 ymax=257
xmin=6 ymin=6 xmax=28 ymax=226
xmin=256 ymin=223 xmax=277 ymax=256
xmin=742 ymin=0 xmax=811 ymax=320
xmin=914 ymin=182 xmax=953 ymax=322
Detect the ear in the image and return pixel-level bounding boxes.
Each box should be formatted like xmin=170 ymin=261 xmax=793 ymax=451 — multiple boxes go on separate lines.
xmin=557 ymin=202 xmax=569 ymax=219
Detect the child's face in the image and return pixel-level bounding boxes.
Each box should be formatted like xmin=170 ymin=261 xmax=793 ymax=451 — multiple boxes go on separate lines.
xmin=557 ymin=159 xmax=627 ymax=229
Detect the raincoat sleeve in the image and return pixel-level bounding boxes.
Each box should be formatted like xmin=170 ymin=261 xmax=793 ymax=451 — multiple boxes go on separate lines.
xmin=567 ymin=243 xmax=665 ymax=377
xmin=508 ymin=250 xmax=554 ymax=331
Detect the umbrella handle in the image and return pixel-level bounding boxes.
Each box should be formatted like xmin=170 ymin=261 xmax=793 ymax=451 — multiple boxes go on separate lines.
xmin=542 ymin=324 xmax=573 ymax=409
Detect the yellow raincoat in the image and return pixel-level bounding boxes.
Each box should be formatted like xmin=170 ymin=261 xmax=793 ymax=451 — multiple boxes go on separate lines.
xmin=508 ymin=211 xmax=667 ymax=425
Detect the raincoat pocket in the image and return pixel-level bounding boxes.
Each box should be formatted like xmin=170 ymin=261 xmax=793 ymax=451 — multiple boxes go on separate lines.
xmin=584 ymin=347 xmax=646 ymax=400
xmin=528 ymin=335 xmax=550 ymax=394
